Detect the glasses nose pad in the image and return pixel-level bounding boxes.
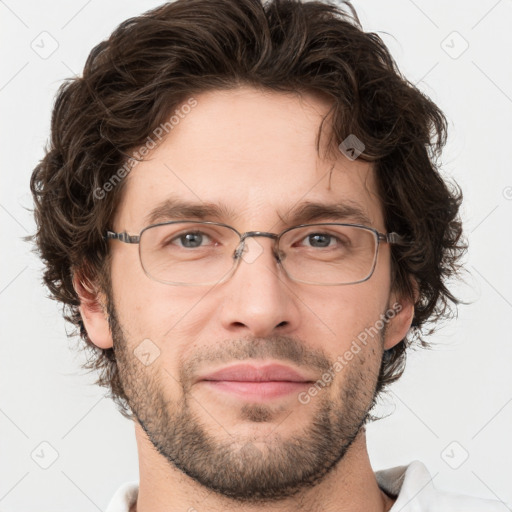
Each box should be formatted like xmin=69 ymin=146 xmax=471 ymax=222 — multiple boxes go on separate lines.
xmin=233 ymin=239 xmax=245 ymax=260
xmin=233 ymin=238 xmax=265 ymax=264
xmin=233 ymin=237 xmax=286 ymax=264
xmin=275 ymin=249 xmax=286 ymax=265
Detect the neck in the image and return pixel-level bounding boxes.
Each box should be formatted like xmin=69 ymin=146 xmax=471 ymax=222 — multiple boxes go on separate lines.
xmin=131 ymin=424 xmax=395 ymax=512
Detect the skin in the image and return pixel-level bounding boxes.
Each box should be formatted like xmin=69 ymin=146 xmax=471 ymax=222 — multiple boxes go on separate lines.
xmin=76 ymin=86 xmax=417 ymax=512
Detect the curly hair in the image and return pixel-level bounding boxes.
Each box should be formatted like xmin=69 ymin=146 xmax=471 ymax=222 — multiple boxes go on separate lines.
xmin=29 ymin=0 xmax=467 ymax=418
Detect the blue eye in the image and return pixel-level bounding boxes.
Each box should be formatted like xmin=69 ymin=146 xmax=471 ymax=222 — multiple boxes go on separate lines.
xmin=303 ymin=233 xmax=336 ymax=248
xmin=171 ymin=231 xmax=213 ymax=248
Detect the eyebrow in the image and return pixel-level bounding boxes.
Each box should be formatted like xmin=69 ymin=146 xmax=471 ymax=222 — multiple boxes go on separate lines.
xmin=144 ymin=197 xmax=373 ymax=229
xmin=281 ymin=201 xmax=373 ymax=227
xmin=145 ymin=198 xmax=240 ymax=225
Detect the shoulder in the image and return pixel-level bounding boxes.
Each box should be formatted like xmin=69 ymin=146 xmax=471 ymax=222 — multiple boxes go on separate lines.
xmin=105 ymin=481 xmax=139 ymax=512
xmin=376 ymin=460 xmax=507 ymax=512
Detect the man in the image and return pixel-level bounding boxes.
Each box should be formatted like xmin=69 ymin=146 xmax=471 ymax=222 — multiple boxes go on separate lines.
xmin=29 ymin=0 xmax=504 ymax=510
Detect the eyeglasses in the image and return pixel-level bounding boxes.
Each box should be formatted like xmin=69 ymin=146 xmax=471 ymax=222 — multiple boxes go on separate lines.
xmin=105 ymin=221 xmax=407 ymax=286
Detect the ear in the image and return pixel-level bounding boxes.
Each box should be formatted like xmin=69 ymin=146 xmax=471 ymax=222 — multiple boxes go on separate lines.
xmin=72 ymin=271 xmax=113 ymax=349
xmin=383 ymin=278 xmax=419 ymax=351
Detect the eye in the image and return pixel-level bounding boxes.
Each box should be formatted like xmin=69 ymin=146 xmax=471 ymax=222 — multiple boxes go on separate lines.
xmin=169 ymin=231 xmax=214 ymax=249
xmin=299 ymin=232 xmax=344 ymax=248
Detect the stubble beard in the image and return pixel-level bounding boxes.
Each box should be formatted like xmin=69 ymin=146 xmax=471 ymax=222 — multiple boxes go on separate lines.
xmin=108 ymin=298 xmax=384 ymax=503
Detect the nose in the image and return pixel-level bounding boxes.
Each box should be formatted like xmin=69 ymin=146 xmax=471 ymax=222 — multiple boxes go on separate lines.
xmin=218 ymin=236 xmax=302 ymax=338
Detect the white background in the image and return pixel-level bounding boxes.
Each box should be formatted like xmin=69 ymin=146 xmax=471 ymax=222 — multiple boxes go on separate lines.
xmin=1 ymin=0 xmax=511 ymax=510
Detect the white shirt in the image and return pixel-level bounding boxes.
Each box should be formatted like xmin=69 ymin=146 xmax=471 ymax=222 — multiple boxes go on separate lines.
xmin=105 ymin=460 xmax=506 ymax=511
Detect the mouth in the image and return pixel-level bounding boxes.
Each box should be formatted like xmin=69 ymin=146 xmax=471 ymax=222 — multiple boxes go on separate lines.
xmin=197 ymin=363 xmax=316 ymax=401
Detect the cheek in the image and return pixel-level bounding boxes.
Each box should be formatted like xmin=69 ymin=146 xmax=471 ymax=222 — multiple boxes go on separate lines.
xmin=113 ymin=285 xmax=209 ymax=343
xmin=109 ymin=247 xmax=198 ymax=343
xmin=297 ymin=285 xmax=389 ymax=354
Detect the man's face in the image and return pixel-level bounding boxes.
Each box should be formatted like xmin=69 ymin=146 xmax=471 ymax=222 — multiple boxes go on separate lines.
xmin=105 ymin=86 xmax=400 ymax=502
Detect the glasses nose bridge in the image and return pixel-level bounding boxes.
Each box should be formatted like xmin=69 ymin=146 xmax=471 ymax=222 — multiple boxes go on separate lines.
xmin=240 ymin=230 xmax=278 ymax=242
xmin=235 ymin=230 xmax=280 ymax=259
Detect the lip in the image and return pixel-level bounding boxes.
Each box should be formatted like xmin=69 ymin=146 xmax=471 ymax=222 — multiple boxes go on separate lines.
xmin=197 ymin=363 xmax=315 ymax=401
xmin=198 ymin=363 xmax=314 ymax=383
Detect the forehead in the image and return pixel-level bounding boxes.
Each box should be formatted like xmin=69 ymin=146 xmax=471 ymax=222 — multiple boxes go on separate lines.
xmin=114 ymin=86 xmax=384 ymax=232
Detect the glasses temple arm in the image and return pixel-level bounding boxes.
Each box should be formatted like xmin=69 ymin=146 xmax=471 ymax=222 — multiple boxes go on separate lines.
xmin=380 ymin=232 xmax=411 ymax=245
xmin=105 ymin=231 xmax=141 ymax=244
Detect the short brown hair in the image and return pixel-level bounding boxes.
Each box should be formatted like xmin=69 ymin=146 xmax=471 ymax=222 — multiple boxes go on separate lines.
xmin=29 ymin=0 xmax=467 ymax=418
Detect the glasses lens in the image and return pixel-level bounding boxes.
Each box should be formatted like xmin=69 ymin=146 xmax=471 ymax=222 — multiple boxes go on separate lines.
xmin=140 ymin=222 xmax=239 ymax=285
xmin=279 ymin=224 xmax=378 ymax=285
